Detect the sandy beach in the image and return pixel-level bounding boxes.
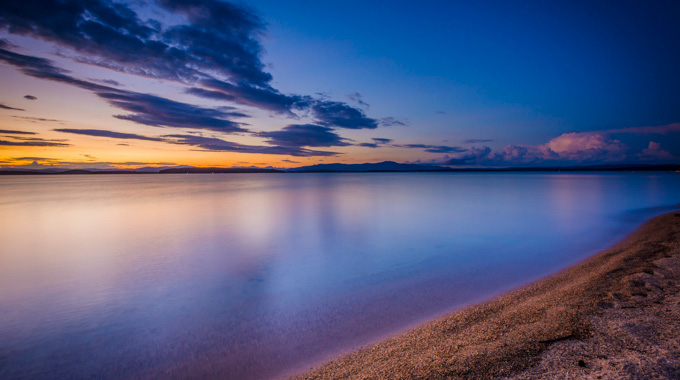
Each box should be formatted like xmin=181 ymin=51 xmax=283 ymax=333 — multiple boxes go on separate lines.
xmin=296 ymin=211 xmax=680 ymax=379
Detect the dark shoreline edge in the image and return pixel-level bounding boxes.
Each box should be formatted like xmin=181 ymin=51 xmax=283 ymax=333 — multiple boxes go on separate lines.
xmin=1 ymin=163 xmax=679 ymax=175
xmin=294 ymin=211 xmax=680 ymax=379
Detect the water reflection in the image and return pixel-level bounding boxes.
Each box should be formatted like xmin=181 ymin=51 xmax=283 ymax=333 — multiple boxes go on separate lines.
xmin=0 ymin=172 xmax=679 ymax=379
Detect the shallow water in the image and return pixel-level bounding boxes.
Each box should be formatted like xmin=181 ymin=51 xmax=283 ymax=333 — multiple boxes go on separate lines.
xmin=0 ymin=172 xmax=678 ymax=379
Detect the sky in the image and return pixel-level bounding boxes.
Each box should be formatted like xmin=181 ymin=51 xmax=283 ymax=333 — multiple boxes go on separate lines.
xmin=0 ymin=0 xmax=679 ymax=169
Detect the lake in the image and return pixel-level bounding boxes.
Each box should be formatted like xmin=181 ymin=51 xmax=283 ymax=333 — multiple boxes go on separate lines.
xmin=0 ymin=172 xmax=678 ymax=379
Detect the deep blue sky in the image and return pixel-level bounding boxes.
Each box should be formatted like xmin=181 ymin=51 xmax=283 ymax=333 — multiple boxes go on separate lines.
xmin=258 ymin=0 xmax=680 ymax=128
xmin=0 ymin=0 xmax=678 ymax=168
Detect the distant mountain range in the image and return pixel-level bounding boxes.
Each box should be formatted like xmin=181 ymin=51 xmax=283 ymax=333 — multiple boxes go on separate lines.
xmin=289 ymin=161 xmax=680 ymax=172
xmin=289 ymin=162 xmax=680 ymax=173
xmin=0 ymin=167 xmax=283 ymax=175
xmin=1 ymin=161 xmax=679 ymax=175
xmin=159 ymin=167 xmax=283 ymax=174
xmin=287 ymin=161 xmax=451 ymax=172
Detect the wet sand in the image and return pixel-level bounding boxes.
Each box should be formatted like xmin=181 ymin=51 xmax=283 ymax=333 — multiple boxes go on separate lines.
xmin=296 ymin=211 xmax=680 ymax=379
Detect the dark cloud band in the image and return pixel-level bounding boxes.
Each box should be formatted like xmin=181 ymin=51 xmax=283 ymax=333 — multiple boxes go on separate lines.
xmin=258 ymin=124 xmax=351 ymax=148
xmin=0 ymin=129 xmax=36 ymax=135
xmin=0 ymin=139 xmax=69 ymax=147
xmin=54 ymin=128 xmax=340 ymax=157
xmin=0 ymin=103 xmax=24 ymax=111
xmin=54 ymin=128 xmax=164 ymax=141
xmin=0 ymin=46 xmax=249 ymax=133
xmin=396 ymin=144 xmax=467 ymax=153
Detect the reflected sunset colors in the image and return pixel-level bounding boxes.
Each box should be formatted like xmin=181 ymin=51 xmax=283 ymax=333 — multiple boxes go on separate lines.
xmin=1 ymin=172 xmax=679 ymax=379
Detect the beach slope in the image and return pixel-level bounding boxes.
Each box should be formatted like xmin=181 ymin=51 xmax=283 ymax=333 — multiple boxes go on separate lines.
xmin=296 ymin=211 xmax=680 ymax=379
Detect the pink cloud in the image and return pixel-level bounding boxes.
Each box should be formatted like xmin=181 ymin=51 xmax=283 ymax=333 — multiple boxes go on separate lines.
xmin=441 ymin=122 xmax=679 ymax=166
xmin=639 ymin=141 xmax=676 ymax=160
xmin=544 ymin=132 xmax=626 ymax=161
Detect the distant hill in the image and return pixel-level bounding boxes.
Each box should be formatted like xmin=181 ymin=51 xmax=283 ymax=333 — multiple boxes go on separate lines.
xmin=287 ymin=161 xmax=451 ymax=172
xmin=159 ymin=167 xmax=284 ymax=174
xmin=0 ymin=166 xmax=283 ymax=175
xmin=288 ymin=162 xmax=680 ymax=173
xmin=0 ymin=169 xmax=148 ymax=175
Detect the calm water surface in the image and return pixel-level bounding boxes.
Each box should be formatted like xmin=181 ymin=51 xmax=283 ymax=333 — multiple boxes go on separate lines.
xmin=1 ymin=172 xmax=678 ymax=379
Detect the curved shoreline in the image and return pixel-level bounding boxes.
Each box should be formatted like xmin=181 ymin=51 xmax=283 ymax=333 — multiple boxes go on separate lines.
xmin=295 ymin=211 xmax=680 ymax=379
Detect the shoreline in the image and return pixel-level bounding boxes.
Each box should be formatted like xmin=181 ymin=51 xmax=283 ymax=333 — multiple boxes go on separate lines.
xmin=2 ymin=163 xmax=679 ymax=175
xmin=295 ymin=211 xmax=680 ymax=379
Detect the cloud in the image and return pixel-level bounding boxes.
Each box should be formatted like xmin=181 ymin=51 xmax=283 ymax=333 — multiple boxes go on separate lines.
xmin=8 ymin=156 xmax=62 ymax=162
xmin=441 ymin=123 xmax=680 ymax=166
xmin=464 ymin=138 xmax=494 ymax=143
xmin=23 ymin=95 xmax=37 ymax=100
xmin=157 ymin=0 xmax=271 ymax=85
xmin=13 ymin=116 xmax=63 ymax=123
xmin=0 ymin=129 xmax=36 ymax=135
xmin=544 ymin=132 xmax=626 ymax=161
xmin=164 ymin=134 xmax=339 ymax=157
xmin=0 ymin=0 xmax=269 ymax=86
xmin=0 ymin=0 xmax=372 ymax=124
xmin=281 ymin=159 xmax=299 ymax=163
xmin=8 ymin=135 xmax=67 ymax=142
xmin=2 ymin=157 xmax=177 ymax=170
xmin=310 ymin=100 xmax=380 ymax=129
xmin=0 ymin=103 xmax=24 ymax=111
xmin=0 ymin=0 xmax=403 ymax=143
xmin=53 ymin=127 xmax=343 ymax=156
xmin=357 ymin=138 xmax=464 ymax=152
xmin=358 ymin=143 xmax=379 ymax=148
xmin=443 ymin=138 xmax=620 ymax=166
xmin=379 ymin=117 xmax=406 ymax=127
xmin=396 ymin=144 xmax=467 ymax=153
xmin=1 ymin=40 xmax=383 ymax=140
xmin=190 ymin=81 xmax=384 ymax=129
xmin=372 ymin=138 xmax=393 ymax=144
xmin=606 ymin=123 xmax=680 ymax=135
xmin=101 ymin=91 xmax=248 ymax=132
xmin=0 ymin=46 xmax=249 ymax=132
xmin=190 ymin=88 xmax=382 ymax=129
xmin=358 ymin=138 xmax=393 ymax=148
xmin=54 ymin=128 xmax=164 ymax=141
xmin=89 ymin=78 xmax=122 ymax=86
xmin=0 ymin=40 xmax=77 ymax=81
xmin=639 ymin=141 xmax=676 ymax=161
xmin=189 ymin=78 xmax=310 ymax=115
xmin=0 ymin=137 xmax=69 ymax=147
xmin=495 ymin=145 xmax=549 ymax=163
xmin=442 ymin=146 xmax=493 ymax=165
xmin=346 ymin=92 xmax=369 ymax=108
xmin=258 ymin=124 xmax=351 ymax=147
xmin=0 ymin=0 xmax=405 ymax=149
